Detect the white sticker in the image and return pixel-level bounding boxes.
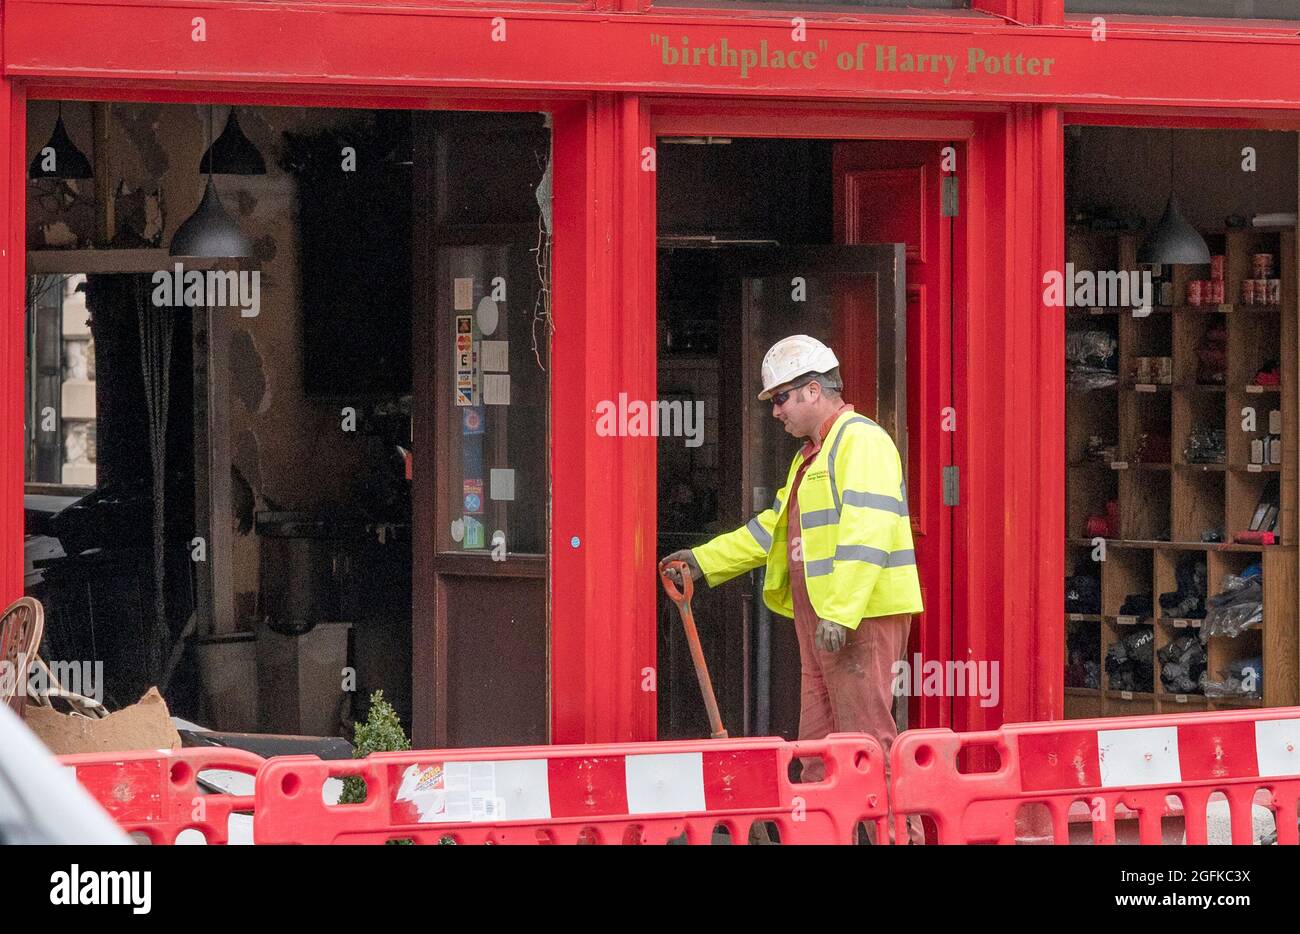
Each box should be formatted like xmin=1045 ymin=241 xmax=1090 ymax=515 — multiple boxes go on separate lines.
xmin=482 ymin=340 xmax=509 ymax=373
xmin=484 ymin=374 xmax=511 ymax=405
xmin=477 ymin=296 xmax=500 ymax=336
xmin=490 ymin=468 xmax=516 ymax=501
xmin=454 ymin=278 xmax=474 ymax=311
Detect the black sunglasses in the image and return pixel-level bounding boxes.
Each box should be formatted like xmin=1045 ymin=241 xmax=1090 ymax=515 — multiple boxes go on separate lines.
xmin=771 ymin=378 xmax=814 ymax=406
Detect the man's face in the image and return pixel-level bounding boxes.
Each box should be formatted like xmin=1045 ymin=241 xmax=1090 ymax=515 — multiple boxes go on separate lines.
xmin=770 ymin=379 xmax=821 ymax=438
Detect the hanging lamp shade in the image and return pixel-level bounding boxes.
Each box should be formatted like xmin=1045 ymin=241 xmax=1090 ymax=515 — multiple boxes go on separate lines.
xmin=169 ymin=177 xmax=252 ymax=257
xmin=200 ymin=109 xmax=266 ymax=175
xmin=1138 ymin=194 xmax=1211 ymax=266
xmin=29 ymin=114 xmax=93 ymax=180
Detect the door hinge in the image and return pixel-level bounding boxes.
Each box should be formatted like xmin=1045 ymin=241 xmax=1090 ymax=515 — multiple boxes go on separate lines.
xmin=941 ymin=176 xmax=959 ymax=218
xmin=942 ymin=465 xmax=960 ymax=506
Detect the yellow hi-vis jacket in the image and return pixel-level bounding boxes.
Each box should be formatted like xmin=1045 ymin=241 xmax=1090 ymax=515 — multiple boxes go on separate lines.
xmin=692 ymin=410 xmax=923 ymax=630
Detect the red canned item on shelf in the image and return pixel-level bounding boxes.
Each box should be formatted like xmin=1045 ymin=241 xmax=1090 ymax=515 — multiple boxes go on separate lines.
xmin=1187 ymin=280 xmax=1203 ymax=305
xmin=1252 ymin=253 xmax=1275 ymax=279
xmin=1242 ymin=279 xmax=1257 ymax=305
xmin=1268 ymin=279 xmax=1281 ymax=305
xmin=1210 ymin=255 xmax=1225 ymax=281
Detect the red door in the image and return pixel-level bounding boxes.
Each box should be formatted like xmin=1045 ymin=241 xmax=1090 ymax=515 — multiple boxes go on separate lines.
xmin=834 ymin=140 xmax=955 ymax=730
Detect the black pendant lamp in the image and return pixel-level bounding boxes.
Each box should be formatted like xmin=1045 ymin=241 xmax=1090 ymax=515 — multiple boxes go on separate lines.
xmin=1138 ymin=130 xmax=1211 ymax=266
xmin=29 ymin=102 xmax=93 ymax=180
xmin=200 ymin=108 xmax=266 ymax=175
xmin=170 ymin=106 xmax=252 ymax=258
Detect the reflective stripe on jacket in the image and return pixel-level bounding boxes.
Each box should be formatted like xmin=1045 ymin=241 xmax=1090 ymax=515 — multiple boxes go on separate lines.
xmin=692 ymin=410 xmax=924 ymax=629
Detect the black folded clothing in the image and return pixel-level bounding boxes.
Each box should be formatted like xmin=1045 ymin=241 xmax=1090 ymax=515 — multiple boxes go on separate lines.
xmin=1105 ymin=625 xmax=1154 ymax=693
xmin=1158 ymin=633 xmax=1206 ymax=695
xmin=1118 ymin=593 xmax=1152 ymax=619
xmin=1065 ymin=563 xmax=1102 ymax=614
xmin=1159 ymin=554 xmax=1207 ymax=619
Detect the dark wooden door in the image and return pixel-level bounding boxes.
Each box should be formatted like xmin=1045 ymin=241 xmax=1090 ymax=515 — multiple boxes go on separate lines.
xmin=657 ymin=245 xmax=905 ymax=740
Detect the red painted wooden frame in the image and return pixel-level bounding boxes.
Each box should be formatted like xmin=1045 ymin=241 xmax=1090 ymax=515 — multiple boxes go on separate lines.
xmin=7 ymin=0 xmax=1300 ymax=744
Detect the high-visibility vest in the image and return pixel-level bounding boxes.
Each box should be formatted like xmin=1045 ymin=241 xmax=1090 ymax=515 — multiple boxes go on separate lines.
xmin=692 ymin=410 xmax=923 ymax=629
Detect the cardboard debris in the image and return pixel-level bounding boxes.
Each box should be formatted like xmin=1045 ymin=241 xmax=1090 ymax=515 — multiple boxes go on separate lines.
xmin=25 ymin=687 xmax=181 ymax=756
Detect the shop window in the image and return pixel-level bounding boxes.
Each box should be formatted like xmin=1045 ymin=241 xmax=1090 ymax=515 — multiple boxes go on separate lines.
xmin=1068 ymin=0 xmax=1300 ymax=18
xmin=1063 ymin=126 xmax=1300 ymax=720
xmin=26 ymin=274 xmax=97 ymax=490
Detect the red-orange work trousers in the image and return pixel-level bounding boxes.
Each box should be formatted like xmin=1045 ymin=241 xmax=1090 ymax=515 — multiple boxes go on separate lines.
xmin=793 ymin=610 xmax=924 ymax=845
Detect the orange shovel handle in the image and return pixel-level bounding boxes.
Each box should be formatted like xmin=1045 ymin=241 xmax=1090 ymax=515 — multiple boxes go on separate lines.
xmin=659 ymin=561 xmax=728 ymax=739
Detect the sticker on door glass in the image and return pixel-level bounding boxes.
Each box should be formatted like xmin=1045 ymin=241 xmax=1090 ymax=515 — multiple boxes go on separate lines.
xmin=463 ymin=479 xmax=484 ymax=514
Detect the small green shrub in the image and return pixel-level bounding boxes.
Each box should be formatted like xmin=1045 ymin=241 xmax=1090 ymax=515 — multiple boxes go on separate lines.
xmin=339 ymin=690 xmax=410 ymax=805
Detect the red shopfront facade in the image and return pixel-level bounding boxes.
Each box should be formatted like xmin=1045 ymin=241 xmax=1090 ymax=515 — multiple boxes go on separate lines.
xmin=5 ymin=0 xmax=1300 ymax=747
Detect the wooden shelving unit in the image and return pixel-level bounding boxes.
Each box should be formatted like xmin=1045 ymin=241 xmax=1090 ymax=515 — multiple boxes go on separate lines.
xmin=1065 ymin=227 xmax=1299 ymax=719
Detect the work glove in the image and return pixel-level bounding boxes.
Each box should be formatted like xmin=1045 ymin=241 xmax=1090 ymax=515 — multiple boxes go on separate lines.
xmin=659 ymin=549 xmax=703 ymax=588
xmin=815 ymin=618 xmax=848 ymax=653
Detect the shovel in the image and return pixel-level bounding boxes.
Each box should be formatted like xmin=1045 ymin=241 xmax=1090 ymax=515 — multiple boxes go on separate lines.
xmin=659 ymin=560 xmax=728 ymax=739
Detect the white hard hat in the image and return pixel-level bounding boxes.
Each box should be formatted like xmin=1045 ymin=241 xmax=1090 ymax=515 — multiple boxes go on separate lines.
xmin=758 ymin=335 xmax=841 ymax=400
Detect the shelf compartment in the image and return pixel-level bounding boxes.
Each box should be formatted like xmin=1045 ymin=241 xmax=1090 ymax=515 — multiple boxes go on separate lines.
xmin=1171 ymin=466 xmax=1225 ymax=543
xmin=1118 ymin=468 xmax=1170 ymax=541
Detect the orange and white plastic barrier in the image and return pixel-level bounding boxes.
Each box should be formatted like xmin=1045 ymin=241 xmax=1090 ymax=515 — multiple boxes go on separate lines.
xmin=60 ymin=747 xmax=263 ymax=844
xmin=253 ymin=733 xmax=889 ymax=844
xmin=889 ymin=707 xmax=1300 ymax=844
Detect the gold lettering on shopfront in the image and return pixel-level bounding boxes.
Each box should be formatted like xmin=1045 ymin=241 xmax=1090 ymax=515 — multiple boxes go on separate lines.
xmin=652 ymin=34 xmax=1057 ymax=87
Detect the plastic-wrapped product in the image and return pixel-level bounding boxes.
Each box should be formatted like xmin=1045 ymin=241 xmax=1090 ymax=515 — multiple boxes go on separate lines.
xmin=1066 ymin=330 xmax=1118 ymax=368
xmin=1200 ymin=656 xmax=1262 ymax=698
xmin=1201 ymin=574 xmax=1263 ymax=639
xmin=1157 ymin=633 xmax=1206 ymax=695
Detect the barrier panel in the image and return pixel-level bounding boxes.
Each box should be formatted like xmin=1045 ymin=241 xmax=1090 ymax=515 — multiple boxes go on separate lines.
xmin=60 ymin=747 xmax=263 ymax=844
xmin=890 ymin=706 xmax=1300 ymax=844
xmin=254 ymin=733 xmax=888 ymax=844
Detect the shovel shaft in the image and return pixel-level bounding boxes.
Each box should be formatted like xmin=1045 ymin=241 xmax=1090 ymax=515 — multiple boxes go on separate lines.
xmin=659 ymin=561 xmax=728 ymax=739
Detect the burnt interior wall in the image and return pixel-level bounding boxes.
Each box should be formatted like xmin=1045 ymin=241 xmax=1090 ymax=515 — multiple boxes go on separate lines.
xmin=27 ymin=103 xmax=396 ymax=635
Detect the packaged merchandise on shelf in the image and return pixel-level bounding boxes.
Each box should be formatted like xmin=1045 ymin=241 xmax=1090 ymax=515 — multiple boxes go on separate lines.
xmin=1210 ymin=255 xmax=1225 ymax=281
xmin=1251 ymin=253 xmax=1275 ymax=279
xmin=1200 ymin=564 xmax=1263 ymax=638
xmin=1065 ymin=563 xmax=1102 ymax=614
xmin=1082 ymin=500 xmax=1120 ymax=539
xmin=1159 ymin=554 xmax=1207 ymax=620
xmin=1084 ymin=434 xmax=1117 ymax=464
xmin=1200 ymin=656 xmax=1262 ymax=699
xmin=1183 ymin=426 xmax=1226 ymax=464
xmin=1066 ymin=329 xmax=1118 ymax=390
xmin=1105 ymin=625 xmax=1154 ymax=693
xmin=1251 ymin=359 xmax=1280 ymax=387
xmin=1065 ymin=624 xmax=1101 ymax=689
xmin=1118 ymin=592 xmax=1153 ymax=620
xmin=1158 ymin=633 xmax=1206 ymax=695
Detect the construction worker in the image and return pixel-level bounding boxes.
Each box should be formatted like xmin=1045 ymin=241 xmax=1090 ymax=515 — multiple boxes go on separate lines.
xmin=660 ymin=334 xmax=924 ymax=843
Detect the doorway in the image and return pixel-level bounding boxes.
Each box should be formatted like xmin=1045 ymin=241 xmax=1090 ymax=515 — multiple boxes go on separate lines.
xmin=655 ymin=135 xmax=955 ymax=739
